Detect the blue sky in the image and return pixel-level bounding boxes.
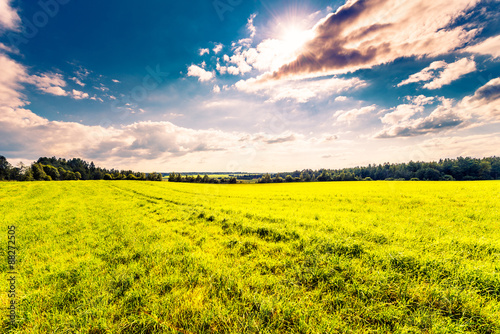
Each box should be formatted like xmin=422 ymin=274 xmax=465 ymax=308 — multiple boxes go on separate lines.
xmin=0 ymin=0 xmax=499 ymax=172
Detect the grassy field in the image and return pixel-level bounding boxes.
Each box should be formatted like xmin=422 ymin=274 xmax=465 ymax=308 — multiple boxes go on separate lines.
xmin=1 ymin=181 xmax=499 ymax=333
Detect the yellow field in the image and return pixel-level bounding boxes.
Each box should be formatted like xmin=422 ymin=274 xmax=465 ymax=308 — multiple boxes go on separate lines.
xmin=1 ymin=181 xmax=499 ymax=333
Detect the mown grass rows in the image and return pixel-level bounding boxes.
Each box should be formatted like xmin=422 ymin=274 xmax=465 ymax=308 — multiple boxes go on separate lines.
xmin=0 ymin=181 xmax=499 ymax=333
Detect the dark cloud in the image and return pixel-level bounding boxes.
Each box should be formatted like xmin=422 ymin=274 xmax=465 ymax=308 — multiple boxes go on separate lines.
xmin=473 ymin=80 xmax=500 ymax=101
xmin=265 ymin=134 xmax=296 ymax=144
xmin=377 ymin=117 xmax=463 ymax=138
xmin=267 ymin=0 xmax=481 ymax=80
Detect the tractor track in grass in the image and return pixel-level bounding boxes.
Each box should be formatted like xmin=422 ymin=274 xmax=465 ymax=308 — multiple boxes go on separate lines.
xmin=106 ymin=182 xmax=307 ymax=245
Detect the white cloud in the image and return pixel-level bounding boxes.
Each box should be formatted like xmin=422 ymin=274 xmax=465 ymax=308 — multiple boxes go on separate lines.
xmin=463 ymin=34 xmax=500 ymax=58
xmin=227 ymin=66 xmax=240 ymax=75
xmin=397 ymin=61 xmax=447 ymax=87
xmin=213 ymin=43 xmax=223 ymax=54
xmin=0 ymin=0 xmax=20 ymax=31
xmin=71 ymin=90 xmax=89 ymax=100
xmin=335 ymin=96 xmax=348 ymax=102
xmin=376 ymin=78 xmax=500 ymax=138
xmin=0 ymin=100 xmax=319 ymax=172
xmin=70 ymin=77 xmax=85 ymax=87
xmin=187 ymin=65 xmax=214 ymax=82
xmin=398 ymin=58 xmax=477 ymax=89
xmin=212 ymin=85 xmax=221 ymax=93
xmin=334 ymin=105 xmax=377 ymax=123
xmin=235 ymin=76 xmax=366 ymax=103
xmin=23 ymin=72 xmax=90 ymax=100
xmin=225 ymin=53 xmax=253 ymax=75
xmin=0 ymin=53 xmax=28 ymax=108
xmin=458 ymin=77 xmax=500 ymax=121
xmin=199 ymin=48 xmax=210 ymax=56
xmin=381 ymin=96 xmax=435 ymax=125
xmin=247 ymin=13 xmax=257 ymax=39
xmin=112 ymin=79 xmax=120 ymax=83
xmin=216 ymin=62 xmax=227 ymax=75
xmin=26 ymin=73 xmax=68 ymax=96
xmin=0 ymin=42 xmax=15 ymax=53
xmin=74 ymin=66 xmax=91 ymax=80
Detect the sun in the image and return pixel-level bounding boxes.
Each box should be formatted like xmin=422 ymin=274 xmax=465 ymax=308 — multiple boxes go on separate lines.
xmin=279 ymin=23 xmax=314 ymax=52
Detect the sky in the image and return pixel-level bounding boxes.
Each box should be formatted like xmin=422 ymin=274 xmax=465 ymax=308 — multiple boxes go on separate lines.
xmin=0 ymin=0 xmax=499 ymax=172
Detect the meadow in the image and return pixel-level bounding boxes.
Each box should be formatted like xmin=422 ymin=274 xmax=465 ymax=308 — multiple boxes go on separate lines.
xmin=0 ymin=180 xmax=499 ymax=333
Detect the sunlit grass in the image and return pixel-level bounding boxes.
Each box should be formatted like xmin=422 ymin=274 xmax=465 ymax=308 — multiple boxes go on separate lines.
xmin=1 ymin=181 xmax=499 ymax=333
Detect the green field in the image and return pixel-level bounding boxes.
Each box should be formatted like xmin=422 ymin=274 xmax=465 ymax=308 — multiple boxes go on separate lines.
xmin=1 ymin=181 xmax=499 ymax=333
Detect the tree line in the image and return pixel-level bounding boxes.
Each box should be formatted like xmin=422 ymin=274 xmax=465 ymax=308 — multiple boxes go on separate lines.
xmin=0 ymin=156 xmax=162 ymax=181
xmin=256 ymin=156 xmax=500 ymax=183
xmin=2 ymin=155 xmax=498 ymax=183
xmin=168 ymin=173 xmax=238 ymax=184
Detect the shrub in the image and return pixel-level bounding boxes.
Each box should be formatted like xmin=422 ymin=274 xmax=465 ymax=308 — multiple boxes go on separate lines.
xmin=410 ymin=178 xmax=420 ymax=181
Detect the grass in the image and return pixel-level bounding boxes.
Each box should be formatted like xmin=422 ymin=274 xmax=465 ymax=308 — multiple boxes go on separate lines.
xmin=1 ymin=180 xmax=499 ymax=333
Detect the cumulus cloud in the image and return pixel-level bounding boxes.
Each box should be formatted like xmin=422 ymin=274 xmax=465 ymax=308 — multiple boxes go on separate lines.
xmin=26 ymin=73 xmax=67 ymax=96
xmin=0 ymin=52 xmax=308 ymax=168
xmin=226 ymin=37 xmax=309 ymax=75
xmin=381 ymin=95 xmax=435 ymax=125
xmin=187 ymin=65 xmax=214 ymax=82
xmin=212 ymin=85 xmax=221 ymax=93
xmin=459 ymin=77 xmax=500 ymax=121
xmin=265 ymin=0 xmax=480 ymax=80
xmin=463 ymin=34 xmax=500 ymax=58
xmin=1 ymin=56 xmax=91 ymax=102
xmin=376 ymin=78 xmax=500 ymax=138
xmin=213 ymin=43 xmax=223 ymax=54
xmin=25 ymin=72 xmax=90 ymax=99
xmin=397 ymin=61 xmax=447 ymax=87
xmin=0 ymin=0 xmax=20 ymax=31
xmin=0 ymin=99 xmax=313 ymax=171
xmin=213 ymin=17 xmax=316 ymax=79
xmin=398 ymin=58 xmax=476 ymax=89
xmin=335 ymin=96 xmax=348 ymax=102
xmin=376 ymin=98 xmax=463 ymax=138
xmin=0 ymin=53 xmax=28 ymax=108
xmin=334 ymin=105 xmax=377 ymax=123
xmin=199 ymin=48 xmax=210 ymax=56
xmin=235 ymin=76 xmax=366 ymax=103
xmin=1 ymin=57 xmax=88 ymax=104
xmin=71 ymin=90 xmax=89 ymax=100
xmin=224 ymin=53 xmax=253 ymax=75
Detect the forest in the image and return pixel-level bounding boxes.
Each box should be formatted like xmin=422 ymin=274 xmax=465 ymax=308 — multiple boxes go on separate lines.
xmin=256 ymin=156 xmax=500 ymax=183
xmin=167 ymin=156 xmax=500 ymax=183
xmin=1 ymin=156 xmax=499 ymax=183
xmin=0 ymin=156 xmax=162 ymax=181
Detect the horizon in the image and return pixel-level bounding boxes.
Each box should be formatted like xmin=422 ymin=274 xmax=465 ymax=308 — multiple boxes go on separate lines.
xmin=8 ymin=154 xmax=499 ymax=175
xmin=1 ymin=0 xmax=499 ymax=172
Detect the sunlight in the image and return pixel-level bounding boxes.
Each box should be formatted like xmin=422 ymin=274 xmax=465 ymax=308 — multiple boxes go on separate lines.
xmin=280 ymin=24 xmax=314 ymax=52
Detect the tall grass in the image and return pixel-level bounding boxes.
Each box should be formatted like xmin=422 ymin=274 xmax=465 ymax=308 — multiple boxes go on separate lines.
xmin=0 ymin=181 xmax=499 ymax=333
